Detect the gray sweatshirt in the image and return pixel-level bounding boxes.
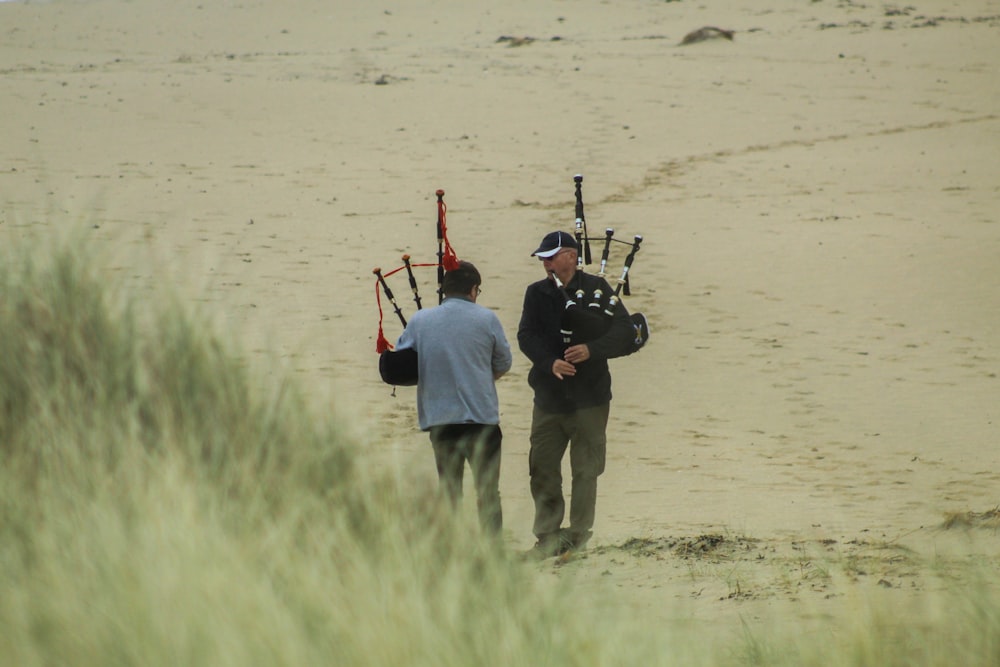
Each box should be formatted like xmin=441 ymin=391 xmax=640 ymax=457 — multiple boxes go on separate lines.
xmin=395 ymin=296 xmax=512 ymax=430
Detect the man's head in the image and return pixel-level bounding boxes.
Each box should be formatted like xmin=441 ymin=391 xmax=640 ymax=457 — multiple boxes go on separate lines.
xmin=532 ymin=231 xmax=578 ymax=283
xmin=442 ymin=260 xmax=482 ymax=298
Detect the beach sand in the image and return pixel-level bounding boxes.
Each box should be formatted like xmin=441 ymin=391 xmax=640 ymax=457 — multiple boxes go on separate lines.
xmin=3 ymin=0 xmax=999 ymax=630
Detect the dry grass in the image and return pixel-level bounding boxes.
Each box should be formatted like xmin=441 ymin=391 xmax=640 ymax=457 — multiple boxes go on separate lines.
xmin=942 ymin=507 xmax=1000 ymax=530
xmin=1 ymin=229 xmax=998 ymax=666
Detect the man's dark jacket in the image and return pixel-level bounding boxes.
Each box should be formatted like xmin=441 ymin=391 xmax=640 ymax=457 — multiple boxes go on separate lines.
xmin=517 ymin=270 xmax=635 ymax=413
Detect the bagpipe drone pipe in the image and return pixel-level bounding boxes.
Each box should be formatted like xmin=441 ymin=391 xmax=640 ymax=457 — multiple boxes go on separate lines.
xmin=373 ymin=189 xmax=458 ymax=387
xmin=558 ymin=174 xmax=650 ymax=354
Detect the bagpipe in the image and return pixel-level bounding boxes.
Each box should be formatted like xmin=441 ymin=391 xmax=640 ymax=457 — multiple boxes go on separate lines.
xmin=373 ymin=189 xmax=459 ymax=387
xmin=372 ymin=177 xmax=650 ymax=388
xmin=553 ymin=174 xmax=650 ymax=354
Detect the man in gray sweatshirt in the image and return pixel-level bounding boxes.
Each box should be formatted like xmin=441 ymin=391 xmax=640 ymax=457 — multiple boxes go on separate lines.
xmin=395 ymin=260 xmax=512 ymax=535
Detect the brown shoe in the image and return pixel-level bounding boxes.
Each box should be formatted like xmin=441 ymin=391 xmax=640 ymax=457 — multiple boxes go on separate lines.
xmin=560 ymin=530 xmax=592 ymax=554
xmin=520 ymin=534 xmax=563 ymax=561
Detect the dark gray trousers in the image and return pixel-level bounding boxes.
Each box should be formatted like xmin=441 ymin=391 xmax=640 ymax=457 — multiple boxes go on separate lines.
xmin=429 ymin=423 xmax=503 ymax=534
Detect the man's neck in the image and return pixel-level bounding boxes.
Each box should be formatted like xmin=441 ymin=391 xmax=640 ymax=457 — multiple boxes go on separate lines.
xmin=555 ymin=267 xmax=578 ymax=286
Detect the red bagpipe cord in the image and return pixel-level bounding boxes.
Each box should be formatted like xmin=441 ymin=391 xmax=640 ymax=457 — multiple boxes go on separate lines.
xmin=375 ymin=281 xmax=394 ymax=353
xmin=438 ymin=198 xmax=459 ymax=271
xmin=375 ymin=196 xmax=460 ymax=353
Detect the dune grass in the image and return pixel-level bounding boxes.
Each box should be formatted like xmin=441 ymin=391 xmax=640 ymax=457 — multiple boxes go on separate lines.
xmin=0 ymin=231 xmax=997 ymax=666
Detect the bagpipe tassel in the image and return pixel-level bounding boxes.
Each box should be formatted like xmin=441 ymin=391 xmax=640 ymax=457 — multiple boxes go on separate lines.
xmin=442 ymin=239 xmax=459 ymax=271
xmin=375 ymin=326 xmax=392 ymax=354
xmin=374 ymin=281 xmax=394 ymax=353
xmin=437 ymin=193 xmax=460 ymax=271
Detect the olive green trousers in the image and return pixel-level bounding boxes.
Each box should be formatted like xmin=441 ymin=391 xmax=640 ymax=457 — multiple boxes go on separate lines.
xmin=528 ymin=402 xmax=609 ymax=543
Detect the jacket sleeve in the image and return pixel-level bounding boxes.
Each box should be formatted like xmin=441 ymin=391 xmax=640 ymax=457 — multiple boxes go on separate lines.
xmin=517 ymin=284 xmax=560 ymax=372
xmin=491 ymin=314 xmax=513 ymax=376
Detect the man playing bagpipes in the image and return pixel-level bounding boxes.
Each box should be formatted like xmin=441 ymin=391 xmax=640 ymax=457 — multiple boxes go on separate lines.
xmin=393 ymin=260 xmax=513 ymax=536
xmin=517 ymin=230 xmax=642 ymax=559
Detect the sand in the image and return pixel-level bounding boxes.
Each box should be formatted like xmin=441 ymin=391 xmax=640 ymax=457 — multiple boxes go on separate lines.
xmin=3 ymin=0 xmax=999 ymax=628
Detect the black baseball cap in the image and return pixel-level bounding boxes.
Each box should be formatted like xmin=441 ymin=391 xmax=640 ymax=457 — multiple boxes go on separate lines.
xmin=531 ymin=231 xmax=579 ymax=258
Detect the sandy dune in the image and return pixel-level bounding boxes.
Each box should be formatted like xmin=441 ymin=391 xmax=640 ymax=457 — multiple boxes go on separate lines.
xmin=3 ymin=0 xmax=998 ymax=626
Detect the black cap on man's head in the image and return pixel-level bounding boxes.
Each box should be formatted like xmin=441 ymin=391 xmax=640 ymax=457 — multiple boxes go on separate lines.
xmin=531 ymin=231 xmax=579 ymax=258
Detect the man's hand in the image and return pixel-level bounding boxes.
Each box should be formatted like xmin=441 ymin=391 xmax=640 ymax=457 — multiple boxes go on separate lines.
xmin=564 ymin=344 xmax=591 ymax=365
xmin=551 ymin=358 xmax=576 ymax=380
